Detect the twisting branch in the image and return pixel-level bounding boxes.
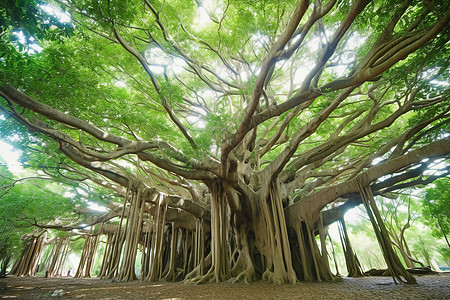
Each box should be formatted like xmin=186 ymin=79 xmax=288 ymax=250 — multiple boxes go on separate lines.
xmin=0 ymin=176 xmax=54 ymax=199
xmin=221 ymin=0 xmax=311 ymax=176
xmin=112 ymin=26 xmax=197 ymax=149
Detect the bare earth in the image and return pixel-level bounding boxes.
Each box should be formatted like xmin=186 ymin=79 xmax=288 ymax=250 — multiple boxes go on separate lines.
xmin=1 ymin=274 xmax=449 ymax=300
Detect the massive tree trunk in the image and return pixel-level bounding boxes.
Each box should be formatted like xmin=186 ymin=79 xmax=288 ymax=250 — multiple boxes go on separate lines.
xmin=253 ymin=180 xmax=297 ymax=284
xmin=228 ymin=177 xmax=321 ymax=284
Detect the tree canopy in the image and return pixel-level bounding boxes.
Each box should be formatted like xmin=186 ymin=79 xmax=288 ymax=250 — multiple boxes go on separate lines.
xmin=0 ymin=0 xmax=449 ymax=284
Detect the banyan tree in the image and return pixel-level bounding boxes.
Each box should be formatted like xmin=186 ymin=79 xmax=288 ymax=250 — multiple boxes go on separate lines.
xmin=1 ymin=0 xmax=449 ymax=285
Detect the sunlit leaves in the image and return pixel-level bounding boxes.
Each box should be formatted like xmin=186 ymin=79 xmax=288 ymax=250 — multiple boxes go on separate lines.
xmin=0 ymin=167 xmax=80 ymax=258
xmin=422 ymin=178 xmax=450 ymax=240
xmin=0 ymin=0 xmax=448 ymax=210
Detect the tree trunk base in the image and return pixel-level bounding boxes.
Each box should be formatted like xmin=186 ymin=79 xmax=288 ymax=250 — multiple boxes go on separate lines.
xmin=230 ymin=266 xmax=256 ymax=284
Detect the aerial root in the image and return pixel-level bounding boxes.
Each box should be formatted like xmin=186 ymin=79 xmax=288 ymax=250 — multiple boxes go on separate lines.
xmin=230 ymin=266 xmax=256 ymax=284
xmin=184 ymin=266 xmax=215 ymax=284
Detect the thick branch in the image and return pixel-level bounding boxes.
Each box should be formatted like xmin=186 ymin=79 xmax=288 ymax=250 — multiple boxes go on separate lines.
xmin=287 ymin=138 xmax=450 ymax=225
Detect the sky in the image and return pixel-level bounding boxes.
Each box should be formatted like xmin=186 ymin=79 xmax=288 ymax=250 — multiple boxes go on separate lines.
xmin=0 ymin=139 xmax=23 ymax=174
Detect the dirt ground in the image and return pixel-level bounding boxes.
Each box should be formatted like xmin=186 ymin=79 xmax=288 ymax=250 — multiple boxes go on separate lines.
xmin=0 ymin=274 xmax=449 ymax=300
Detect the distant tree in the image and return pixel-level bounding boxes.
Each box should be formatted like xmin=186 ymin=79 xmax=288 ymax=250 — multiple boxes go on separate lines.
xmin=0 ymin=153 xmax=112 ymax=276
xmin=376 ymin=193 xmax=424 ymax=268
xmin=422 ymin=178 xmax=450 ymax=248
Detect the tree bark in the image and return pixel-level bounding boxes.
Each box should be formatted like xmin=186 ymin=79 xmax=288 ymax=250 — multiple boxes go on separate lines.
xmin=13 ymin=234 xmax=46 ymax=277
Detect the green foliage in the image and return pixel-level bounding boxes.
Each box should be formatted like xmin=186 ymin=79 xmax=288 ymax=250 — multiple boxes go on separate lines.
xmin=199 ymin=108 xmax=233 ymax=147
xmin=0 ymin=0 xmax=73 ymax=87
xmin=0 ymin=0 xmax=73 ymax=43
xmin=422 ymin=178 xmax=450 ymax=241
xmin=346 ymin=190 xmax=450 ymax=270
xmin=160 ymin=81 xmax=184 ymax=105
xmin=68 ymin=236 xmax=86 ymax=253
xmin=0 ymin=131 xmax=114 ymax=264
xmin=0 ymin=166 xmax=81 ymax=262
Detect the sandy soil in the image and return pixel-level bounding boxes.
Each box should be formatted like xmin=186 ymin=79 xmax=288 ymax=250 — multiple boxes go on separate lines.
xmin=1 ymin=274 xmax=449 ymax=300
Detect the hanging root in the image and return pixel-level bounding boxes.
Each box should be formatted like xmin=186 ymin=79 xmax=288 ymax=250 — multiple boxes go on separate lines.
xmin=358 ymin=180 xmax=417 ymax=284
xmin=186 ymin=181 xmax=231 ymax=284
xmin=257 ymin=181 xmax=297 ymax=284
